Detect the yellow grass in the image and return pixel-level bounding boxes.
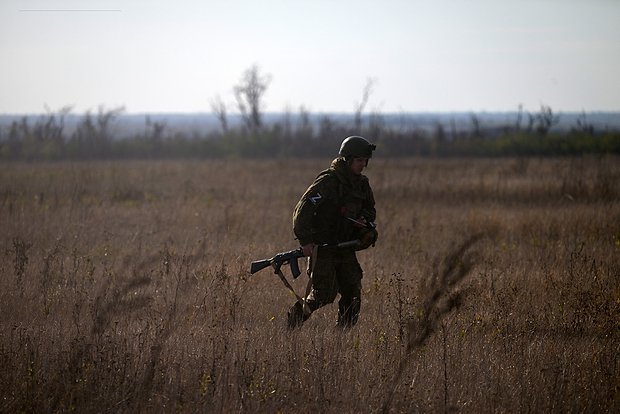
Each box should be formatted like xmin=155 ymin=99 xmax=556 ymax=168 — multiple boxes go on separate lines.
xmin=1 ymin=157 xmax=619 ymax=413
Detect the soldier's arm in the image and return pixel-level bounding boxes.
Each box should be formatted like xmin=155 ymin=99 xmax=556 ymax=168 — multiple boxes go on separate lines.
xmin=362 ymin=180 xmax=376 ymax=222
xmin=293 ymin=176 xmax=333 ymax=246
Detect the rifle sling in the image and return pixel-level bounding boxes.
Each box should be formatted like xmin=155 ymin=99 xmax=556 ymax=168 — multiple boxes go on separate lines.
xmin=301 ymin=245 xmax=319 ymax=314
xmin=272 ymin=264 xmax=311 ymax=315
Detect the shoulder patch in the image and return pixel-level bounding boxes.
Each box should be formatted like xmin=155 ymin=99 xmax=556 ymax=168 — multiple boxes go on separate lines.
xmin=309 ymin=192 xmax=322 ymax=204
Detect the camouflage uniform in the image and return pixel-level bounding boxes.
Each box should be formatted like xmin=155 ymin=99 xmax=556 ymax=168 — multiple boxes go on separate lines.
xmin=288 ymin=157 xmax=376 ymax=328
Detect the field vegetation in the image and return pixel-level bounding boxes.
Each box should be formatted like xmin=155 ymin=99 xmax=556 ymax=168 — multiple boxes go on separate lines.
xmin=1 ymin=156 xmax=619 ymax=412
xmin=2 ymin=105 xmax=619 ymax=161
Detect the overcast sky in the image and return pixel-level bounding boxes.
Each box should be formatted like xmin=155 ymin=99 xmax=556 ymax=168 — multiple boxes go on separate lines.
xmin=1 ymin=0 xmax=619 ymax=114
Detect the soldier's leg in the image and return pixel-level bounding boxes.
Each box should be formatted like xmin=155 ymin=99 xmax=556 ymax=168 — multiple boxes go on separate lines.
xmin=336 ymin=253 xmax=363 ymax=328
xmin=287 ymin=252 xmax=339 ymax=329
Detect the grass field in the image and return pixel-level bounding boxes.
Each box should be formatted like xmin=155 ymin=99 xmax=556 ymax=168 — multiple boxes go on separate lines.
xmin=1 ymin=156 xmax=619 ymax=413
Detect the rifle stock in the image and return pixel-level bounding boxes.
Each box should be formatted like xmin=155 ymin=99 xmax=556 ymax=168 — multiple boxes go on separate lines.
xmin=250 ymin=259 xmax=272 ymax=275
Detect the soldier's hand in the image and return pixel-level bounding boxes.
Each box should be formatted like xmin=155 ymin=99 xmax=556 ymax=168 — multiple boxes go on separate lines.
xmin=350 ymin=216 xmax=368 ymax=228
xmin=301 ymin=244 xmax=315 ymax=257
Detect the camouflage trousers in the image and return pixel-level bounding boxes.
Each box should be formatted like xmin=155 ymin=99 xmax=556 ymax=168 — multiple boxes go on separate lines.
xmin=287 ymin=249 xmax=362 ymax=329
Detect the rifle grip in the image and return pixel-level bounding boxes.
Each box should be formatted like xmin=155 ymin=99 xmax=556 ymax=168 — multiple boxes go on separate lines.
xmin=290 ymin=257 xmax=302 ymax=279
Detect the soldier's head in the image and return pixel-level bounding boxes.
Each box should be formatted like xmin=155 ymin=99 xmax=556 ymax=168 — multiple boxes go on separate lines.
xmin=339 ymin=136 xmax=376 ymax=175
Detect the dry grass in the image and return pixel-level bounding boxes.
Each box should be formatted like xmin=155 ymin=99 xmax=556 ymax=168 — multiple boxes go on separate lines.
xmin=1 ymin=156 xmax=619 ymax=413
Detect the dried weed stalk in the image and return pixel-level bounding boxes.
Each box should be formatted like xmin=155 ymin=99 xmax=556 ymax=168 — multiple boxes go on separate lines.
xmin=381 ymin=233 xmax=485 ymax=413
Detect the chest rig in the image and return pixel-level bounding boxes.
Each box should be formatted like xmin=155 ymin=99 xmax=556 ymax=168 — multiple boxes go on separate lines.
xmin=312 ymin=169 xmax=370 ymax=244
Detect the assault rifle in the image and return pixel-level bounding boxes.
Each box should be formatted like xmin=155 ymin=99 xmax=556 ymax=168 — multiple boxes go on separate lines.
xmin=250 ymin=240 xmax=361 ymax=278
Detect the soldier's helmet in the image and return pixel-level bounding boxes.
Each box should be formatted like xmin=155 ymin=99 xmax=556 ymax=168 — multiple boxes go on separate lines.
xmin=339 ymin=136 xmax=376 ymax=159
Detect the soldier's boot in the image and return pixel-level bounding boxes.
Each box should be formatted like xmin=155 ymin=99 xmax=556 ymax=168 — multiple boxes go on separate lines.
xmin=287 ymin=302 xmax=312 ymax=329
xmin=336 ymin=296 xmax=361 ymax=328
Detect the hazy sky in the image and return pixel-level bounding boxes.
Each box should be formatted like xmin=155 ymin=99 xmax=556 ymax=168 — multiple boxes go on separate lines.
xmin=1 ymin=0 xmax=619 ymax=114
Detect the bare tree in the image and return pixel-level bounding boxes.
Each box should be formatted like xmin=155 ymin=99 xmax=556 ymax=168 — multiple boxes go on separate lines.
xmin=96 ymin=106 xmax=124 ymax=144
xmin=210 ymin=95 xmax=229 ymax=134
xmin=574 ymin=110 xmax=594 ymax=135
xmin=535 ymin=104 xmax=559 ymax=135
xmin=233 ymin=65 xmax=271 ymax=132
xmin=145 ymin=116 xmax=167 ymax=141
xmin=526 ymin=112 xmax=535 ymax=134
xmin=515 ymin=104 xmax=523 ymax=132
xmin=470 ymin=113 xmax=482 ymax=138
xmin=71 ymin=106 xmax=124 ymax=158
xmin=35 ymin=105 xmax=73 ymax=144
xmin=354 ymin=77 xmax=376 ymax=131
xmin=281 ymin=104 xmax=293 ymax=140
xmin=297 ymin=105 xmax=313 ymax=139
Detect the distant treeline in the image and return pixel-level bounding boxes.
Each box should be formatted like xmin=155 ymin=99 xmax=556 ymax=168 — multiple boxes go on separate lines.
xmin=1 ymin=106 xmax=619 ymax=160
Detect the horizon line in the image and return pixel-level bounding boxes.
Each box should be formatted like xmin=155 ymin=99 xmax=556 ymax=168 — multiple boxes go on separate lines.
xmin=2 ymin=109 xmax=620 ymax=116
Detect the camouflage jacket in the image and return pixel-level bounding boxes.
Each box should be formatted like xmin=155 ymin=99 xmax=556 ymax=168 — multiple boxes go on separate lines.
xmin=293 ymin=157 xmax=376 ymax=246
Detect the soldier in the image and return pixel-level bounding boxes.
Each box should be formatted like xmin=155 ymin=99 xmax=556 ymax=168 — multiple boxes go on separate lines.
xmin=288 ymin=136 xmax=378 ymax=329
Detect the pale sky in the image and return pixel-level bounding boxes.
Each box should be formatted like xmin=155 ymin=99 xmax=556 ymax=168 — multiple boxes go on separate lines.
xmin=1 ymin=0 xmax=619 ymax=114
